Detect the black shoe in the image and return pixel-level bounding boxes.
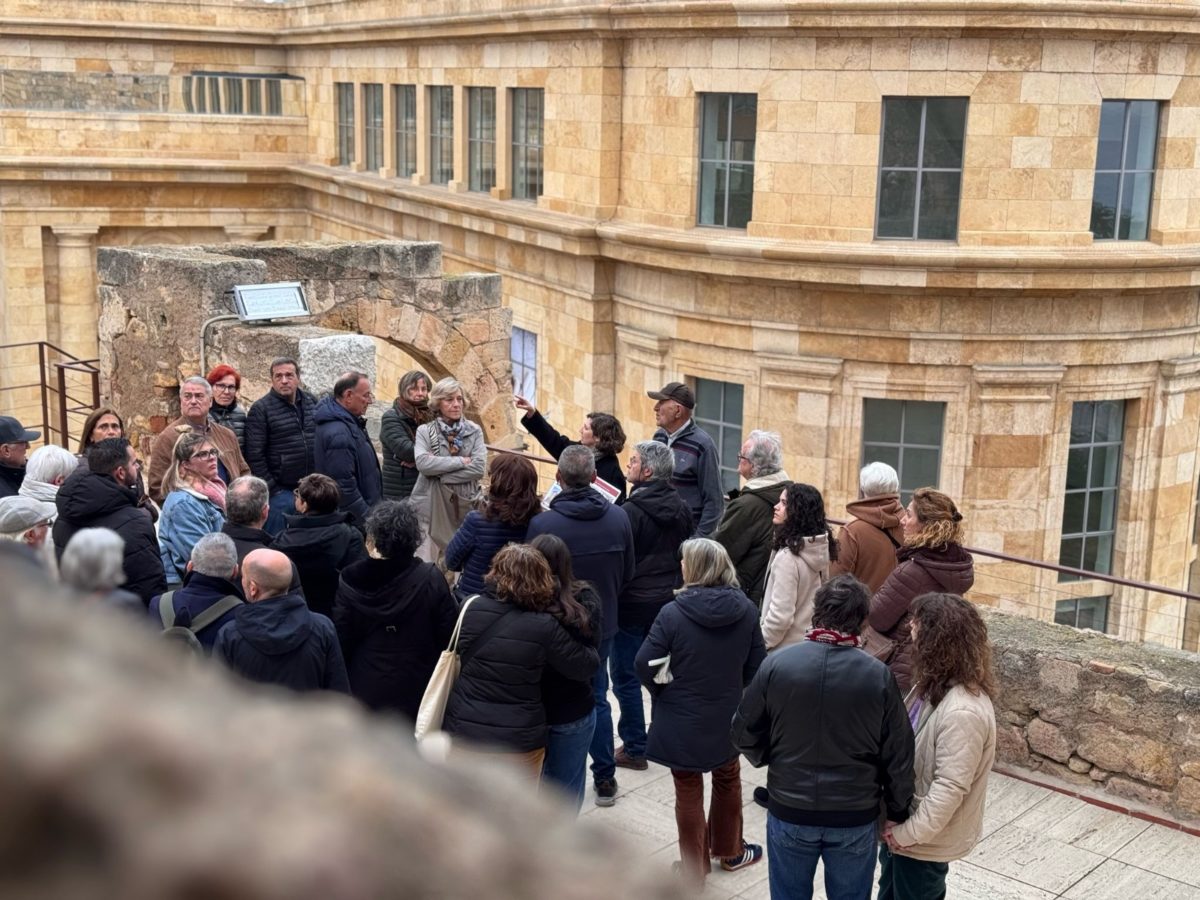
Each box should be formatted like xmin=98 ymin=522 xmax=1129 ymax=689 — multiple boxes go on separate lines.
xmin=595 ymin=778 xmax=618 ymax=807
xmin=614 ymin=746 xmax=649 ymax=770
xmin=753 ymin=786 xmax=768 ymax=809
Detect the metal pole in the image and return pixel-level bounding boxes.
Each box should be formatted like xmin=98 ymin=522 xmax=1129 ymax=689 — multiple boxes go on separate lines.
xmin=55 ymin=363 xmax=68 ymax=448
xmin=38 ymin=342 xmax=50 ymax=446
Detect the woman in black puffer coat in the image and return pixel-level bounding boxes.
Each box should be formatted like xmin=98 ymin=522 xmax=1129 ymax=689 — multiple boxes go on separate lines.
xmin=513 ymin=395 xmax=627 ymax=503
xmin=442 ymin=544 xmax=599 ymax=781
xmin=333 ymin=500 xmax=459 ymax=720
xmin=636 ymin=538 xmax=767 ymax=890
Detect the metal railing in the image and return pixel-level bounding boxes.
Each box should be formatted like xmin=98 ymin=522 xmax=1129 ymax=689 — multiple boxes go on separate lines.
xmin=0 ymin=341 xmax=100 ymax=450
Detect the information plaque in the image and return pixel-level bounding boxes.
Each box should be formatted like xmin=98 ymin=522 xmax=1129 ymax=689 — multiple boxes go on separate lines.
xmin=231 ymin=282 xmax=310 ymax=322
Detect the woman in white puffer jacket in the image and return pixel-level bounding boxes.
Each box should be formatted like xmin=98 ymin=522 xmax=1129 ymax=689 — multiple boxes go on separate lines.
xmin=759 ymin=482 xmax=836 ymax=652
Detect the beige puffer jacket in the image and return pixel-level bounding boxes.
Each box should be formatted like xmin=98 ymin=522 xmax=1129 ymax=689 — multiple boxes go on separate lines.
xmin=759 ymin=534 xmax=829 ymax=651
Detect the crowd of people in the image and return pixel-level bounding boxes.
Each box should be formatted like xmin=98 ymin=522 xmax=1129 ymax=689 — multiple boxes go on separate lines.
xmin=0 ymin=366 xmax=997 ymax=899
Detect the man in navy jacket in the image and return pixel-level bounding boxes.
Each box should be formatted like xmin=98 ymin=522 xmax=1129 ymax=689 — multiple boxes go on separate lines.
xmin=313 ymin=371 xmax=382 ymax=527
xmin=526 ymin=444 xmax=634 ymax=807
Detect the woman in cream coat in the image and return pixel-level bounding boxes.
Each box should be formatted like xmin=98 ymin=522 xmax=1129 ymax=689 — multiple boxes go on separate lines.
xmin=759 ymin=483 xmax=836 ymax=652
xmin=880 ymin=592 xmax=997 ymax=900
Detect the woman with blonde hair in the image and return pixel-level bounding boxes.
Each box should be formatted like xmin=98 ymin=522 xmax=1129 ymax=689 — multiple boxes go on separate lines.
xmin=410 ymin=377 xmax=487 ymax=561
xmin=868 ymin=488 xmax=973 ymax=693
xmin=158 ymin=431 xmax=226 ymax=586
xmin=636 ymin=538 xmax=766 ymax=889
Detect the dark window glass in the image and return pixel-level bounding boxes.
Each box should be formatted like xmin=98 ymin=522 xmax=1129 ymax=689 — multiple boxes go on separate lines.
xmin=861 ymin=399 xmax=945 ymax=504
xmin=693 ymin=378 xmax=745 ymax=493
xmin=512 ymin=88 xmax=544 ymax=201
xmin=335 ymin=82 xmax=355 ymax=166
xmin=697 ymin=93 xmax=757 ymax=229
xmin=469 ymin=87 xmax=497 ymax=193
xmin=1091 ymin=100 xmax=1159 ymax=241
xmin=429 ymin=86 xmax=454 ymax=185
xmin=247 ymin=79 xmax=262 ymax=115
xmin=265 ymin=79 xmax=283 ymax=116
xmin=876 ymin=97 xmax=967 ymax=241
xmin=362 ymin=84 xmax=383 ymax=171
xmin=393 ymin=85 xmax=417 ymax=178
xmin=1059 ymin=400 xmax=1125 ymax=580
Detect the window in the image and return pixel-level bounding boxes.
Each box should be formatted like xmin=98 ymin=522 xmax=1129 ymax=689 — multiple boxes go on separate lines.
xmin=468 ymin=87 xmax=497 ymax=193
xmin=511 ymin=327 xmax=537 ymax=399
xmin=1054 ymin=596 xmax=1109 ymax=632
xmin=1059 ymin=400 xmax=1124 ymax=580
xmin=694 ymin=378 xmax=745 ymax=493
xmin=265 ymin=78 xmax=283 ymax=116
xmin=393 ymin=85 xmax=417 ymax=178
xmin=512 ymin=88 xmax=544 ymax=201
xmin=224 ymin=77 xmax=243 ymax=115
xmin=861 ymin=399 xmax=945 ymax=504
xmin=195 ymin=76 xmax=206 ymax=113
xmin=208 ymin=77 xmax=222 ymax=114
xmin=1091 ymin=100 xmax=1159 ymax=241
xmin=182 ymin=76 xmax=194 ymax=113
xmin=876 ymin=97 xmax=968 ymax=240
xmin=362 ymin=83 xmax=383 ymax=171
xmin=247 ymin=78 xmax=262 ymax=115
xmin=697 ymin=93 xmax=757 ymax=229
xmin=429 ymin=86 xmax=454 ymax=185
xmin=335 ymin=82 xmax=355 ymax=167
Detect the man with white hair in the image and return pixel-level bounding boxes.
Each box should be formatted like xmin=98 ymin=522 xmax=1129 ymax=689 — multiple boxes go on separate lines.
xmin=828 ymin=461 xmax=905 ymax=594
xmin=712 ymin=430 xmax=791 ymax=606
xmin=59 ymin=528 xmax=144 ymax=615
xmin=19 ymin=444 xmax=79 ymax=507
xmin=147 ymin=532 xmax=244 ymax=652
xmin=148 ymin=376 xmax=249 ymax=502
xmin=0 ymin=496 xmax=56 ymax=552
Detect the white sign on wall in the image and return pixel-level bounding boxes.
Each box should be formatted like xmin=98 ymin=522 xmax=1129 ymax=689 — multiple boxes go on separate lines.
xmin=232 ymin=282 xmax=310 ymax=322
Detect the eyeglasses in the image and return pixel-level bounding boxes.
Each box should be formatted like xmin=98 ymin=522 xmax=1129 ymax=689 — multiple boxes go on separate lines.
xmin=191 ymin=449 xmax=221 ymax=460
xmin=737 ymin=455 xmax=751 ymax=462
xmin=213 ymin=382 xmax=238 ymax=392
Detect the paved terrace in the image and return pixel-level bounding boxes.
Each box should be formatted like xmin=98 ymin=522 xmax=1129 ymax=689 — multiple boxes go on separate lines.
xmin=582 ymin=702 xmax=1200 ymax=899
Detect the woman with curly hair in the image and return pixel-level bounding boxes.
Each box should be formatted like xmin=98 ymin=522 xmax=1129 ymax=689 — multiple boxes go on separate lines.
xmin=513 ymin=394 xmax=628 ymax=503
xmin=759 ymin=483 xmax=837 ymax=652
xmin=445 ymin=452 xmax=541 ymax=600
xmin=868 ymin=488 xmax=974 ymax=693
xmin=442 ymin=543 xmax=600 ymax=780
xmin=880 ymin=593 xmax=997 ymax=899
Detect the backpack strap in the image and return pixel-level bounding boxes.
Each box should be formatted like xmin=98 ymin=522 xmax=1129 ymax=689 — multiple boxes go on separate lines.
xmin=187 ymin=595 xmax=243 ymax=634
xmin=158 ymin=591 xmax=177 ymax=628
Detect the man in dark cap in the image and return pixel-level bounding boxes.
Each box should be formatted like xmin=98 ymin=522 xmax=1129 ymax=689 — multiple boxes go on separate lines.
xmin=0 ymin=415 xmax=41 ymax=499
xmin=648 ymin=383 xmax=723 ymax=536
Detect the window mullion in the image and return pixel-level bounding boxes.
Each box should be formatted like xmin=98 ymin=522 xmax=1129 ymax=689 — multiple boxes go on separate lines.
xmin=913 ymin=101 xmax=928 ymax=239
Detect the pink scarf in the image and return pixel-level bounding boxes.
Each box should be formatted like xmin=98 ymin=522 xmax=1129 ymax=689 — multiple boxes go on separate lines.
xmin=805 ymin=627 xmax=864 ymax=648
xmin=191 ymin=475 xmax=227 ymax=512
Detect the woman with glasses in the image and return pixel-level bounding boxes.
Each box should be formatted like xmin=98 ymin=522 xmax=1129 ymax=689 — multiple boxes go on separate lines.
xmin=158 ymin=431 xmax=227 ymax=586
xmin=206 ymin=365 xmax=248 ymax=451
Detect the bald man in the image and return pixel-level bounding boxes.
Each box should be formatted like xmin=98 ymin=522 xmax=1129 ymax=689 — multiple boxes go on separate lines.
xmin=213 ymin=548 xmax=349 ymax=694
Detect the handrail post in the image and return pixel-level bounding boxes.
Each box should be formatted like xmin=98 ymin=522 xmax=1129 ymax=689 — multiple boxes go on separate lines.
xmin=38 ymin=342 xmax=50 ymax=445
xmin=55 ymin=363 xmax=68 ymax=448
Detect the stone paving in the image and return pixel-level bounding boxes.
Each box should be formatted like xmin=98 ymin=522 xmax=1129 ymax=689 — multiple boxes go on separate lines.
xmin=581 ymin=706 xmax=1200 ymax=899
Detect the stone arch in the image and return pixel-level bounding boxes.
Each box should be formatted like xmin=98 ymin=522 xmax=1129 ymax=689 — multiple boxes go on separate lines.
xmin=97 ymin=241 xmax=515 ymax=445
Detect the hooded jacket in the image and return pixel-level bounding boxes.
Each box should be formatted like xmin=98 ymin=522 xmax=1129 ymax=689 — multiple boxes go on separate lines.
xmin=53 ymin=467 xmax=166 ymax=604
xmin=635 ymin=584 xmax=765 ymax=772
xmin=273 ymin=511 xmax=367 ymax=618
xmin=214 ymin=590 xmax=350 ymax=694
xmin=870 ymin=543 xmax=975 ymax=693
xmin=147 ymin=571 xmax=244 ymax=651
xmin=332 ymin=554 xmax=459 ymax=719
xmin=829 ymin=494 xmax=905 ymax=594
xmin=245 ymin=388 xmax=318 ymax=494
xmin=711 ymin=471 xmax=791 ymax=604
xmin=618 ymin=479 xmax=693 ymax=629
xmin=313 ymin=396 xmax=383 ymax=525
xmin=444 ymin=509 xmax=529 ymax=598
xmin=760 ymin=534 xmax=830 ymax=651
xmin=520 ymin=409 xmax=627 ymax=504
xmin=526 ymin=487 xmax=635 ymax=641
xmin=219 ymin=522 xmax=302 ymax=593
xmin=0 ymin=464 xmax=26 ymax=498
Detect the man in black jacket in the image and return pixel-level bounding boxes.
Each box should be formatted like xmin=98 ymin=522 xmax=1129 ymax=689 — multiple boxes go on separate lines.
xmin=244 ymin=358 xmax=318 ymax=536
xmin=0 ymin=415 xmax=40 ymax=498
xmin=214 ymin=548 xmax=350 ymax=694
xmin=221 ymin=475 xmax=301 ymax=592
xmin=53 ymin=438 xmax=166 ymax=605
xmin=732 ymin=574 xmax=914 ymax=900
xmin=313 ymin=370 xmax=382 ymax=527
xmin=608 ymin=440 xmax=693 ymax=772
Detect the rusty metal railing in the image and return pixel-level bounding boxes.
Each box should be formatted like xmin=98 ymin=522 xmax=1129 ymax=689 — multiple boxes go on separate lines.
xmin=0 ymin=341 xmax=100 ymax=449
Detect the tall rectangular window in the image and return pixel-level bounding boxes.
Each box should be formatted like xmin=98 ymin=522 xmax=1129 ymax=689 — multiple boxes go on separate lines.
xmin=512 ymin=88 xmax=544 ymax=201
xmin=224 ymin=77 xmax=243 ymax=115
xmin=1091 ymin=100 xmax=1159 ymax=241
xmin=697 ymin=93 xmax=757 ymax=229
xmin=335 ymin=82 xmax=355 ymax=167
xmin=861 ymin=399 xmax=945 ymax=504
xmin=265 ymin=78 xmax=283 ymax=116
xmin=246 ymin=78 xmax=263 ymax=115
xmin=468 ymin=87 xmax=497 ymax=193
xmin=511 ymin=327 xmax=537 ymax=399
xmin=429 ymin=86 xmax=454 ymax=185
xmin=362 ymin=83 xmax=384 ymax=171
xmin=182 ymin=76 xmax=195 ymax=113
xmin=393 ymin=84 xmax=417 ymax=178
xmin=1054 ymin=596 xmax=1109 ymax=632
xmin=694 ymin=378 xmax=745 ymax=493
xmin=876 ymin=97 xmax=968 ymax=240
xmin=1059 ymin=400 xmax=1124 ymax=579
xmin=208 ymin=77 xmax=222 ymax=114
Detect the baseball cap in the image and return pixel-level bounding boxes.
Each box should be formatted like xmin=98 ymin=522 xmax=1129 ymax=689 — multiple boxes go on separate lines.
xmin=0 ymin=496 xmax=56 ymax=535
xmin=647 ymin=382 xmax=695 ymax=410
xmin=0 ymin=416 xmax=40 ymax=445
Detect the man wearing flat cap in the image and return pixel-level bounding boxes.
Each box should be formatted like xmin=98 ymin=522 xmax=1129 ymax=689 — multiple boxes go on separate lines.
xmin=0 ymin=415 xmax=41 ymax=499
xmin=648 ymin=382 xmax=723 ymax=536
xmin=0 ymin=495 xmax=57 ymax=568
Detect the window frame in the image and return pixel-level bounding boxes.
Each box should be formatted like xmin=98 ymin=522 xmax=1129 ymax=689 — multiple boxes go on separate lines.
xmin=428 ymin=85 xmax=454 ymax=186
xmin=1058 ymin=400 xmax=1125 ymax=582
xmin=468 ymin=87 xmax=497 ymax=193
xmin=393 ymin=84 xmax=417 ymax=178
xmin=1054 ymin=596 xmax=1110 ymax=632
xmin=696 ymin=92 xmax=758 ymax=230
xmin=1090 ymin=99 xmax=1160 ymax=242
xmin=362 ymin=83 xmax=384 ymax=171
xmin=511 ymin=326 xmax=538 ymax=399
xmin=860 ymin=398 xmax=946 ymax=505
xmin=511 ymin=88 xmax=545 ymax=202
xmin=692 ymin=377 xmax=745 ymax=494
xmin=335 ymin=81 xmax=355 ymax=167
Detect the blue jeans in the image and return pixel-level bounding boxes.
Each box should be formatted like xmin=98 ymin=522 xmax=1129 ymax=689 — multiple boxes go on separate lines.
xmin=609 ymin=623 xmax=648 ymax=758
xmin=589 ymin=637 xmax=615 ymax=781
xmin=265 ymin=489 xmax=296 ymax=537
xmin=541 ymin=709 xmax=597 ymax=812
xmin=767 ymin=814 xmax=877 ymax=900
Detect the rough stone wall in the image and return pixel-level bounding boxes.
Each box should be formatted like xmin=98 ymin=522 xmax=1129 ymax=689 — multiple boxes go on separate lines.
xmin=986 ymin=607 xmax=1200 ymax=825
xmin=0 ymin=70 xmax=168 ymax=111
xmin=0 ymin=545 xmax=685 ymax=900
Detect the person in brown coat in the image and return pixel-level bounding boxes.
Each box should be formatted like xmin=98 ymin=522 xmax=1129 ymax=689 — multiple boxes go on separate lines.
xmin=829 ymin=462 xmax=905 ymax=594
xmin=868 ymin=487 xmax=973 ymax=694
xmin=148 ymin=377 xmax=249 ymax=503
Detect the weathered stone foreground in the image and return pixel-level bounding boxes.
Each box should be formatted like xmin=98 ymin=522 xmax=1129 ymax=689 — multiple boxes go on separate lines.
xmin=0 ymin=546 xmax=684 ymax=900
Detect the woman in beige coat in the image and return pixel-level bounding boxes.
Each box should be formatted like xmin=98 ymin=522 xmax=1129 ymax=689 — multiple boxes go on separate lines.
xmin=880 ymin=592 xmax=997 ymax=900
xmin=759 ymin=483 xmax=836 ymax=652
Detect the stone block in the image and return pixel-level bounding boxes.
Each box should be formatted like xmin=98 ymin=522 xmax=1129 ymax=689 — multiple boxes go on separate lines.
xmin=996 ymin=723 xmax=1031 ymax=766
xmin=1077 ymin=724 xmax=1177 ymax=788
xmin=1106 ymin=775 xmax=1171 ymax=809
xmin=1067 ymin=755 xmax=1092 ymax=774
xmin=1027 ymin=718 xmax=1073 ymax=763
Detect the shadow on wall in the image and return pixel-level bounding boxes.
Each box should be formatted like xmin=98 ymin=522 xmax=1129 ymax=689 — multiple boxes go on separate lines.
xmin=0 ymin=544 xmax=684 ymax=900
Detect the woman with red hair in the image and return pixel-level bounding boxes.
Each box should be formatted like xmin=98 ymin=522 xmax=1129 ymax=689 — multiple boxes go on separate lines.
xmin=206 ymin=364 xmax=247 ymax=450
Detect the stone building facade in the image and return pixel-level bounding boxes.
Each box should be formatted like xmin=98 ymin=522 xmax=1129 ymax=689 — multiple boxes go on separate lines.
xmin=1 ymin=0 xmax=1200 ymax=648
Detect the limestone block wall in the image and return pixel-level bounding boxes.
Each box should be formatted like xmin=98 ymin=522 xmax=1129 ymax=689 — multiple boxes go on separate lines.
xmin=987 ymin=608 xmax=1200 ymax=826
